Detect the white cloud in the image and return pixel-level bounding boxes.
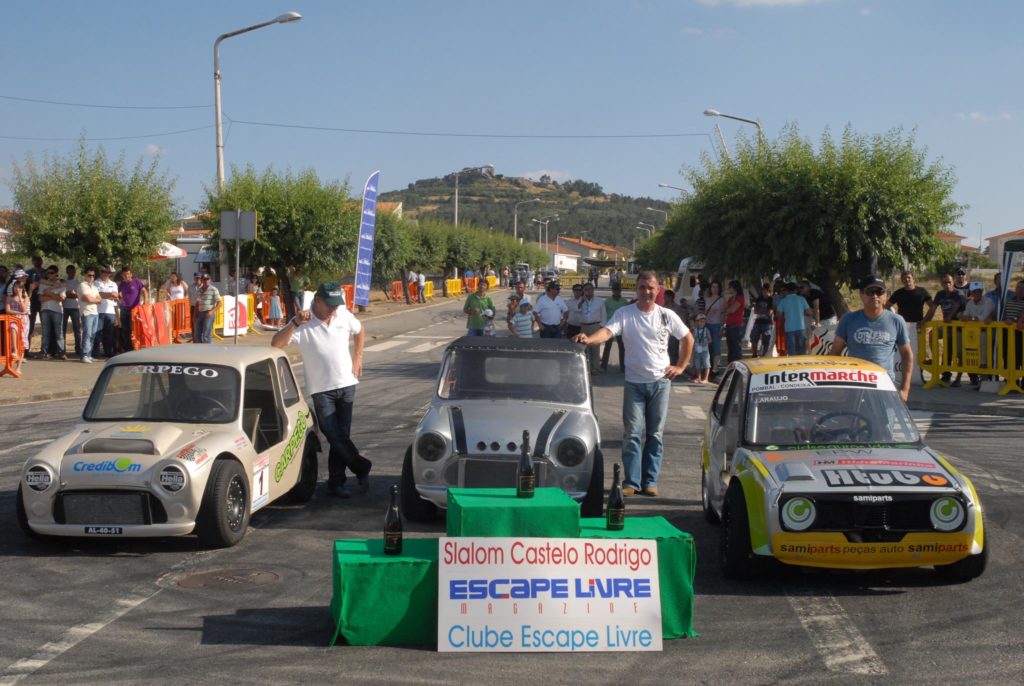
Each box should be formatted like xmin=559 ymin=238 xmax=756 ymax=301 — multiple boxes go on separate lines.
xmin=683 ymin=26 xmax=704 ymax=35
xmin=860 ymin=6 xmax=872 ymax=16
xmin=956 ymin=111 xmax=1013 ymax=124
xmin=143 ymin=144 xmax=166 ymax=155
xmin=522 ymin=169 xmax=572 ymax=182
xmin=698 ymin=0 xmax=829 ymax=7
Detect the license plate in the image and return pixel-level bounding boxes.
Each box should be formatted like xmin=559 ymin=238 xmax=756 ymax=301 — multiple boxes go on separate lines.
xmin=84 ymin=526 xmax=123 ymax=535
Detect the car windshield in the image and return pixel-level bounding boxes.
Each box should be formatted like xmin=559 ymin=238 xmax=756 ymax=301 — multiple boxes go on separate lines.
xmin=438 ymin=348 xmax=588 ymax=404
xmin=745 ymin=385 xmax=920 ymax=447
xmin=84 ymin=363 xmax=240 ymax=423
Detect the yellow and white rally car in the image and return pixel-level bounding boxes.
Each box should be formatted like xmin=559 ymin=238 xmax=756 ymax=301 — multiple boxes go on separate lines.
xmin=701 ymin=356 xmax=986 ymax=581
xmin=17 ymin=347 xmax=319 ymax=547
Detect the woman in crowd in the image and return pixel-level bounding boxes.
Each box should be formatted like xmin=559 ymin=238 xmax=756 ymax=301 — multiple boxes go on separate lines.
xmin=702 ymin=280 xmax=727 ymax=377
xmin=6 ymin=273 xmax=31 ymax=366
xmin=724 ymin=279 xmax=746 ymax=364
xmin=163 ymin=272 xmax=188 ymax=302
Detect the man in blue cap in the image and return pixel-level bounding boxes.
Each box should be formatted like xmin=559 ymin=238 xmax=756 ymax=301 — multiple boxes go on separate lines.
xmin=272 ymin=281 xmax=371 ymax=498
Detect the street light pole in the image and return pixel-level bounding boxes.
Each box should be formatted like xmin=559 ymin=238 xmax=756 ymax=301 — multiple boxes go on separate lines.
xmin=703 ymin=108 xmax=764 ymax=143
xmin=453 ymin=164 xmax=494 ymax=226
xmin=658 ymin=183 xmax=689 ymax=194
xmin=214 ymin=11 xmax=301 ymax=281
xmin=514 ymin=198 xmax=540 ymax=241
xmin=646 ymin=207 xmax=668 ymax=225
xmin=637 ymin=221 xmax=655 ymax=235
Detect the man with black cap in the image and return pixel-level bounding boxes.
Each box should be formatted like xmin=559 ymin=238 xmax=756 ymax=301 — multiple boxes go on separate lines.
xmin=272 ymin=282 xmax=371 ymax=498
xmin=953 ymin=267 xmax=971 ymax=300
xmin=832 ymin=276 xmax=913 ymax=401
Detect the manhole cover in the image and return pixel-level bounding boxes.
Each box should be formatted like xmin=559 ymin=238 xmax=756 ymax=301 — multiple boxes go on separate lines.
xmin=177 ymin=568 xmax=281 ymax=589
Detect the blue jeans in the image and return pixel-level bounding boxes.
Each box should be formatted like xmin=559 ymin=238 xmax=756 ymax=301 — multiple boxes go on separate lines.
xmin=41 ymin=310 xmax=64 ymax=355
xmin=539 ymin=323 xmax=562 ymax=339
xmin=195 ymin=310 xmax=215 ymax=343
xmin=62 ymin=307 xmax=82 ymax=355
xmin=786 ymin=330 xmax=807 ymax=356
xmin=80 ymin=314 xmax=98 ymax=359
xmin=707 ymin=323 xmax=722 ymax=370
xmin=466 ymin=328 xmax=484 ymax=336
xmin=621 ymin=378 xmax=672 ymax=491
xmin=95 ymin=313 xmax=116 ymax=357
xmin=312 ymin=386 xmax=372 ymax=488
xmin=750 ymin=319 xmax=772 ymax=356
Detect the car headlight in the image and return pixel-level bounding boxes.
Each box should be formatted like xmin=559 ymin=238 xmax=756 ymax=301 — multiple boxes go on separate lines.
xmin=555 ymin=438 xmax=587 ymax=467
xmin=158 ymin=465 xmax=186 ymax=493
xmin=24 ymin=465 xmax=53 ymax=492
xmin=416 ymin=432 xmax=447 ymax=462
xmin=781 ymin=496 xmax=816 ymax=531
xmin=930 ymin=496 xmax=965 ymax=532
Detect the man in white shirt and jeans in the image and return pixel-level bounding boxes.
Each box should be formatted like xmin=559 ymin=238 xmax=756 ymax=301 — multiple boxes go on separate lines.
xmin=574 ymin=272 xmax=693 ymax=497
xmin=272 ymin=281 xmax=371 ymax=498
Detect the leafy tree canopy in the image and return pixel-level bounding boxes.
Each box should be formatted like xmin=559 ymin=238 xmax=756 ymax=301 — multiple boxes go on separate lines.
xmin=9 ymin=139 xmax=177 ymax=268
xmin=636 ymin=124 xmax=963 ymax=314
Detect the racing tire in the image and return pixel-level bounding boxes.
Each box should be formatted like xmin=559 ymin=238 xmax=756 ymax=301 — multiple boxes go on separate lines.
xmin=284 ymin=434 xmax=319 ymax=504
xmin=16 ymin=486 xmax=47 ymax=542
xmin=720 ymin=482 xmax=756 ymax=579
xmin=196 ymin=459 xmax=250 ymax=548
xmin=401 ymin=446 xmax=438 ymax=523
xmin=580 ymin=448 xmax=605 ymax=519
xmin=935 ymin=522 xmax=988 ymax=582
xmin=701 ymin=469 xmax=719 ymax=524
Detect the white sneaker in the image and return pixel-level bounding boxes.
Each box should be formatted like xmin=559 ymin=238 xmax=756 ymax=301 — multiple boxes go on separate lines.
xmin=81 ymin=356 xmax=94 ymax=364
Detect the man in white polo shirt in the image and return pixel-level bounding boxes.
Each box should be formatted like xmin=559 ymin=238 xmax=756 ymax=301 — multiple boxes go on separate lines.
xmin=272 ymin=281 xmax=371 ymax=498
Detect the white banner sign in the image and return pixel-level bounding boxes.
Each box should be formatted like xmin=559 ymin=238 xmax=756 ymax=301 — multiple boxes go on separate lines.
xmin=438 ymin=537 xmax=661 ymax=653
xmin=220 ymin=295 xmax=248 ymax=336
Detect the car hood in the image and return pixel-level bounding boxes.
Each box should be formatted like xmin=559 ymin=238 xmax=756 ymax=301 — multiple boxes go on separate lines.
xmin=438 ymin=401 xmax=592 ymax=456
xmin=58 ymin=422 xmax=211 ymax=484
xmin=762 ymin=446 xmax=959 ymax=492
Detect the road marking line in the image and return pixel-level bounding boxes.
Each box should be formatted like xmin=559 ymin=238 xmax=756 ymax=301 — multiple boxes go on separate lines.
xmin=0 ymin=588 xmax=160 ymax=685
xmin=0 ymin=439 xmax=51 ymax=457
xmin=395 ymin=334 xmax=453 ymax=340
xmin=364 ymin=340 xmax=406 ymax=353
xmin=406 ymin=340 xmax=449 ymax=354
xmin=681 ymin=405 xmax=706 ymax=420
xmin=673 ymin=386 xmax=692 ymax=394
xmin=787 ymin=593 xmax=887 ymax=675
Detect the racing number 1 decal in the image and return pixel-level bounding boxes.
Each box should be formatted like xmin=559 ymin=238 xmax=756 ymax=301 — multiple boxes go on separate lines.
xmin=252 ymin=457 xmax=270 ymax=511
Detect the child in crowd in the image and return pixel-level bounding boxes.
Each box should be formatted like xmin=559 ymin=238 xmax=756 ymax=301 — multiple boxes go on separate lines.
xmin=6 ymin=278 xmax=31 ymax=369
xmin=268 ymin=287 xmax=283 ymax=326
xmin=508 ymin=298 xmax=537 ymax=338
xmin=691 ymin=313 xmax=711 ymax=383
xmin=482 ymin=308 xmax=497 ymax=337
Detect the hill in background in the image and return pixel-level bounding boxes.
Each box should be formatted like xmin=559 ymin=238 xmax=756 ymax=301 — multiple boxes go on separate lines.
xmin=378 ymin=170 xmax=673 ymax=249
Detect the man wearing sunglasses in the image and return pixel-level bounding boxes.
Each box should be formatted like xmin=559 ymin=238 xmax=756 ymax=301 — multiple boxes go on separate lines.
xmin=832 ymin=275 xmax=914 ymax=402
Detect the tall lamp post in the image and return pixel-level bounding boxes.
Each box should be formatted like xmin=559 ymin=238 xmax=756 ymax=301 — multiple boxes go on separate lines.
xmin=637 ymin=221 xmax=655 ymax=235
xmin=532 ymin=215 xmax=558 ymax=251
xmin=703 ymin=108 xmax=764 ymax=143
xmin=514 ymin=197 xmax=540 ymax=241
xmin=214 ymin=11 xmax=302 ymax=279
xmin=453 ymin=164 xmax=494 ymax=226
xmin=646 ymin=207 xmax=668 ymax=226
xmin=658 ymin=183 xmax=689 ymax=194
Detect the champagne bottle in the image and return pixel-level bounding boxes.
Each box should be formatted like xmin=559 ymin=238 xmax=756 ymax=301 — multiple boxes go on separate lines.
xmin=516 ymin=430 xmax=535 ymax=498
xmin=606 ymin=464 xmax=625 ymax=530
xmin=383 ymin=484 xmax=403 ymax=555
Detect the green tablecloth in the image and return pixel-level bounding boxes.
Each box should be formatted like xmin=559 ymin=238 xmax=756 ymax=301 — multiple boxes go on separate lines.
xmin=329 ymin=538 xmax=438 ymax=646
xmin=446 ymin=487 xmax=580 ymax=538
xmin=579 ymin=516 xmax=697 ymax=638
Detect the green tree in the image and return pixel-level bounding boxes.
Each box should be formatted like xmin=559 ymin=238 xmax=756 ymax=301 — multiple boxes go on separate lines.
xmin=637 ymin=125 xmax=963 ymax=314
xmin=9 ymin=140 xmax=177 ymax=267
xmin=201 ymin=165 xmax=354 ymax=313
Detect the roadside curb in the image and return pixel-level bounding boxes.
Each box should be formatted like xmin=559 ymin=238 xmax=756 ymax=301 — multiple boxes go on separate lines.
xmin=906 ymin=395 xmax=1023 ymax=419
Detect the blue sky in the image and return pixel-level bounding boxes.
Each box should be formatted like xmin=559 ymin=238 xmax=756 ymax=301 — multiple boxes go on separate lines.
xmin=1 ymin=0 xmax=1021 ymax=247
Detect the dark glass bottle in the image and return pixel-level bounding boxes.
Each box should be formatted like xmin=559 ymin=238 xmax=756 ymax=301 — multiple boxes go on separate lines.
xmin=516 ymin=430 xmax=535 ymax=498
xmin=606 ymin=464 xmax=625 ymax=530
xmin=383 ymin=484 xmax=403 ymax=555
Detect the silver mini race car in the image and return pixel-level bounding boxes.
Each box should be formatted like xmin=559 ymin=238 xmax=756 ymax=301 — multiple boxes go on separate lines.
xmin=401 ymin=336 xmax=604 ymax=521
xmin=17 ymin=347 xmax=319 ymax=547
xmin=702 ymin=356 xmax=986 ymax=581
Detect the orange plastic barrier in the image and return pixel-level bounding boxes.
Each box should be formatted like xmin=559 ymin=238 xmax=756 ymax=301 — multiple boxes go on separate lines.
xmin=390 ymin=280 xmax=403 ymax=301
xmin=409 ymin=282 xmax=420 ymax=302
xmin=170 ymin=299 xmax=192 ymax=343
xmin=342 ymin=284 xmax=354 ymax=311
xmin=152 ymin=302 xmax=171 ymax=346
xmin=131 ymin=304 xmax=156 ymax=349
xmin=1 ymin=315 xmax=25 ymax=378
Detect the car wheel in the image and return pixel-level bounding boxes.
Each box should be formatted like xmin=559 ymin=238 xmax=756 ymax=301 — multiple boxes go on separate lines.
xmin=702 ymin=469 xmax=719 ymax=524
xmin=285 ymin=434 xmax=318 ymax=504
xmin=196 ymin=459 xmax=250 ymax=548
xmin=935 ymin=520 xmax=987 ymax=582
xmin=16 ymin=486 xmax=46 ymax=541
xmin=720 ymin=482 xmax=755 ymax=579
xmin=580 ymin=448 xmax=605 ymax=519
xmin=401 ymin=446 xmax=438 ymax=522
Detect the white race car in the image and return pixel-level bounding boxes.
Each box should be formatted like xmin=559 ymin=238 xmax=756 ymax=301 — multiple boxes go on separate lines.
xmin=17 ymin=347 xmax=319 ymax=547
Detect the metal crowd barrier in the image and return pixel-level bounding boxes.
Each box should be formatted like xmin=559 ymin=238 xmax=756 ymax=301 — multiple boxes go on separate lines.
xmin=918 ymin=320 xmax=1023 ymax=395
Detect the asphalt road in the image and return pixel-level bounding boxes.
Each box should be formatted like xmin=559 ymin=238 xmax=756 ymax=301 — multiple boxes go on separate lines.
xmin=0 ymin=297 xmax=1021 ymax=685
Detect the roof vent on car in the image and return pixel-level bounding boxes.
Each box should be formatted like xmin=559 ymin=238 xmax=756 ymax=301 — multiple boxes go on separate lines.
xmin=82 ymin=438 xmax=157 ymax=455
